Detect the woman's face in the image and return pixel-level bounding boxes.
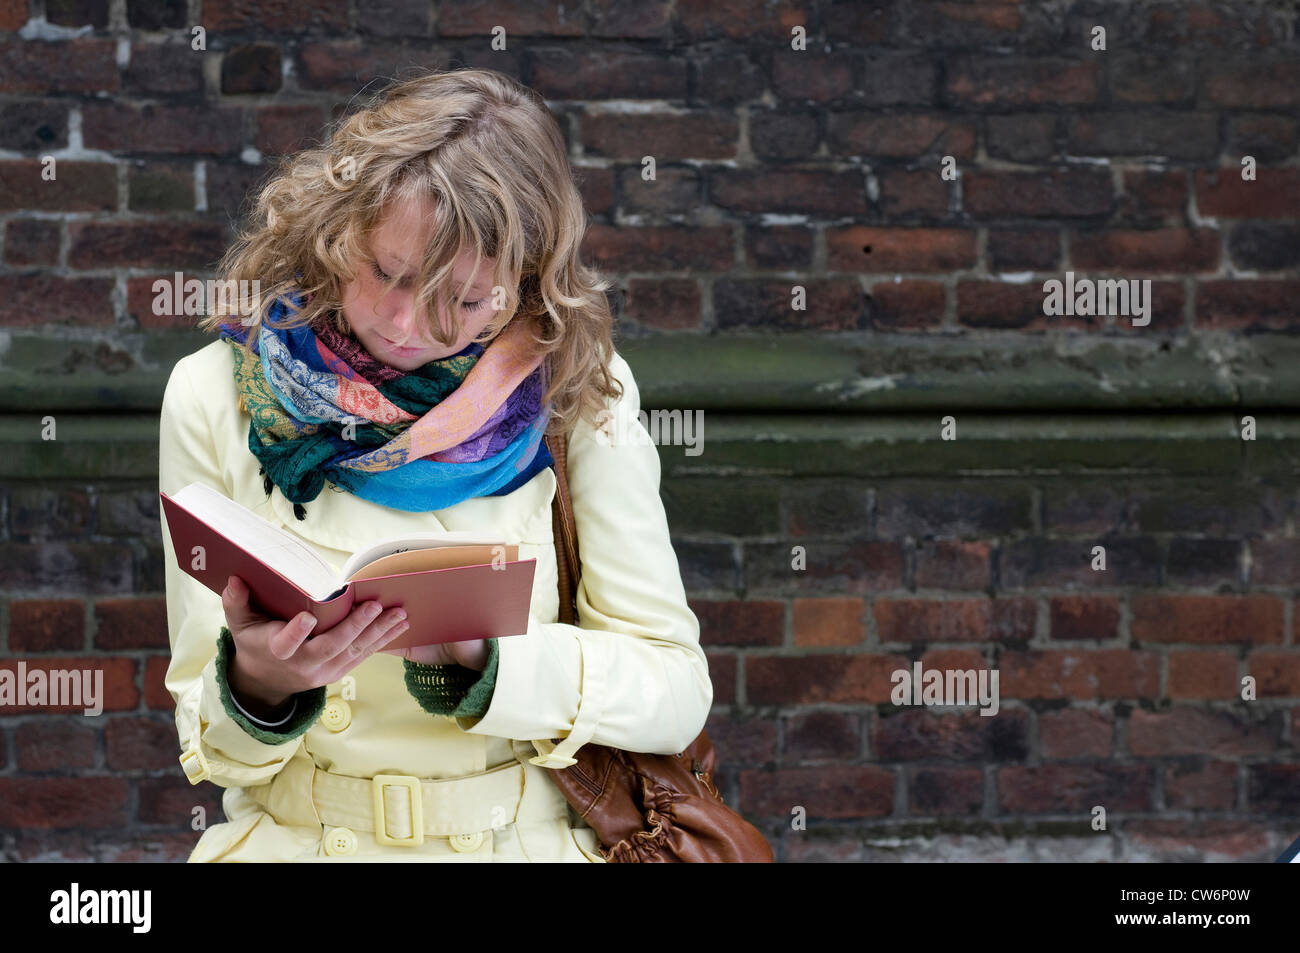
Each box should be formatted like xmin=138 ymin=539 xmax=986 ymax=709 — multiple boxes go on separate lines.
xmin=340 ymin=198 xmax=501 ymax=371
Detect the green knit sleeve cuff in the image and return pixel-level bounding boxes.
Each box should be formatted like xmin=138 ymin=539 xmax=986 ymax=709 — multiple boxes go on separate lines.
xmin=402 ymin=639 xmax=499 ymax=719
xmin=215 ymin=627 xmax=326 ymax=744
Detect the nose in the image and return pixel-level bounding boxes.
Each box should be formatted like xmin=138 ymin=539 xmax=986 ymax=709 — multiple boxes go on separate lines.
xmin=379 ymin=291 xmax=420 ymax=344
xmin=390 ymin=307 xmax=414 ymax=338
xmin=376 ymin=286 xmax=458 ymax=346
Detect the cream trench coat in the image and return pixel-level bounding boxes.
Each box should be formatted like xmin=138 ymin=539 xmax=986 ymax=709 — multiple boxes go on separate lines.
xmin=158 ymin=339 xmax=712 ymax=862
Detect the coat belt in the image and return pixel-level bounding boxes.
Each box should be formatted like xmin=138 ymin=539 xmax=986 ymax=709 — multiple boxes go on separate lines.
xmin=309 ymin=761 xmax=527 ymax=840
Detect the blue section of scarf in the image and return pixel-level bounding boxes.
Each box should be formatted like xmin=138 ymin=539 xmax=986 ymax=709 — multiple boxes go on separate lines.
xmin=218 ymin=294 xmax=554 ymax=514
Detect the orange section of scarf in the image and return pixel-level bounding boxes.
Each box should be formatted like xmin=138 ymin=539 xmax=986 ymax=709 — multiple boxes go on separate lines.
xmin=339 ymin=311 xmax=546 ymax=473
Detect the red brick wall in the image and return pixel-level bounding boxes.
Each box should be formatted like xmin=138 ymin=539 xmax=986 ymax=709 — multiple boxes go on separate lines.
xmin=686 ymin=476 xmax=1300 ymax=861
xmin=1 ymin=0 xmax=1298 ymax=862
xmin=1 ymin=490 xmax=222 ymax=861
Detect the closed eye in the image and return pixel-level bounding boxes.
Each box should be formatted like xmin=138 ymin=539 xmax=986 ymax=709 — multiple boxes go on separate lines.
xmin=371 ymin=260 xmax=401 ymax=284
xmin=371 ymin=261 xmax=488 ymax=312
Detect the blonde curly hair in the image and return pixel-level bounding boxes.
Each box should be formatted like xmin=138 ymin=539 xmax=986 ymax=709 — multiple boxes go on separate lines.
xmin=199 ymin=67 xmax=622 ymax=436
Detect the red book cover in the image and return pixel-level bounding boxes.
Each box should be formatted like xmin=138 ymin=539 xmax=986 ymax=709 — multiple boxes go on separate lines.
xmin=160 ymin=488 xmax=536 ymax=648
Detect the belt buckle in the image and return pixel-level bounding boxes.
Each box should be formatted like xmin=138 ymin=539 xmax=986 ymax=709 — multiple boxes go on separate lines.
xmin=371 ymin=774 xmax=424 ymax=847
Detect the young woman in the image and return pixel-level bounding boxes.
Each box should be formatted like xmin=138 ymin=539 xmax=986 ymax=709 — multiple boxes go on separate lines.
xmin=158 ymin=68 xmax=712 ymax=862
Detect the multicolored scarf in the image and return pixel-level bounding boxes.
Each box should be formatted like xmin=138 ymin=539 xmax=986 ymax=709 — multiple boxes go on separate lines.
xmin=217 ymin=294 xmax=553 ymax=515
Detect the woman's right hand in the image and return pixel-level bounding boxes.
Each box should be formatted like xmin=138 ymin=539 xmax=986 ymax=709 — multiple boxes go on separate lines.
xmin=220 ymin=574 xmax=410 ymax=717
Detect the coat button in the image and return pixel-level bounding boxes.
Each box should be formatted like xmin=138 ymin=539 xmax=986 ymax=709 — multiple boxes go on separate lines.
xmin=449 ymin=831 xmax=485 ymax=853
xmin=324 ymin=827 xmax=358 ymax=856
xmin=320 ymin=698 xmax=352 ymax=732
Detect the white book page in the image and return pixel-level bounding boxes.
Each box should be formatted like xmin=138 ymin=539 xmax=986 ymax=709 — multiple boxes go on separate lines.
xmin=171 ymin=483 xmax=341 ymax=601
xmin=340 ymin=531 xmax=506 ymax=582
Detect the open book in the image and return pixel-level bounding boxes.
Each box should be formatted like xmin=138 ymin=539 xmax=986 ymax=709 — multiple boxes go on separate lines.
xmin=160 ymin=482 xmax=537 ymax=649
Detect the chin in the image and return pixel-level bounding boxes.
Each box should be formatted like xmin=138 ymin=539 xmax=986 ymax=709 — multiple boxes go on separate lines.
xmin=381 ymin=355 xmax=423 ymax=372
xmin=384 ymin=351 xmax=437 ymax=372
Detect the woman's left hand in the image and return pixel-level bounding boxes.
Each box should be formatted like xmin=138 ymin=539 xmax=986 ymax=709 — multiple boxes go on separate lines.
xmin=382 ymin=637 xmax=490 ymax=671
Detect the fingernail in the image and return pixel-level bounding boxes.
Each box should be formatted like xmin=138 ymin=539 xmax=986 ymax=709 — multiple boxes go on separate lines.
xmin=393 ymin=609 xmax=407 ymax=622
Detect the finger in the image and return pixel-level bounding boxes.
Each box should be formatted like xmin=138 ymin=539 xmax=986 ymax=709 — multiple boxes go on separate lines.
xmin=222 ymin=576 xmax=272 ymax=631
xmin=380 ymin=642 xmax=445 ymax=664
xmin=334 ymin=618 xmax=410 ymax=675
xmin=267 ymin=612 xmax=319 ymax=660
xmin=330 ymin=609 xmax=407 ymax=665
xmin=356 ymin=615 xmax=409 ymax=657
xmin=301 ymin=601 xmax=386 ymax=665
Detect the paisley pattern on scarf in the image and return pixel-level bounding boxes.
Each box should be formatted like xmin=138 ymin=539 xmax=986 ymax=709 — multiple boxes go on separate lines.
xmin=217 ymin=293 xmax=553 ymax=513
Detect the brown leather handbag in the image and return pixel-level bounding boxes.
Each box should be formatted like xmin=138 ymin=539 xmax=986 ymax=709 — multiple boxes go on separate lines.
xmin=538 ymin=432 xmax=775 ymax=863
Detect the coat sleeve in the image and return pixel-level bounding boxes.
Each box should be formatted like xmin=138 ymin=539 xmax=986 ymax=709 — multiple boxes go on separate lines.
xmin=159 ymin=352 xmax=323 ymax=789
xmin=453 ymin=352 xmax=713 ymax=765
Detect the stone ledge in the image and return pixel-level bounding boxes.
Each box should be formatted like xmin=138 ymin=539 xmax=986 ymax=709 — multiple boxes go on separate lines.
xmin=2 ymin=412 xmax=1297 ymax=480
xmin=3 ymin=331 xmax=1300 ymax=412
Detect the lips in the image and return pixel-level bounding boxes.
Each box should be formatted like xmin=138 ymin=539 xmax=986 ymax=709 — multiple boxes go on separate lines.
xmin=379 ymin=334 xmax=425 ymax=353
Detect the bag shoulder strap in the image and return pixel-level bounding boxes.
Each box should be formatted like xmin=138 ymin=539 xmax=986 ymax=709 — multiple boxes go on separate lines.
xmin=544 ymin=431 xmax=581 ymax=625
